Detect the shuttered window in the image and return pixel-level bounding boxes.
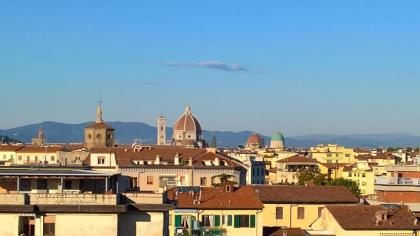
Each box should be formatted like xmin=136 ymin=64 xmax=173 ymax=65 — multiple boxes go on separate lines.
xmin=233 ymin=215 xmax=255 ymax=228
xmin=175 ymin=215 xmax=181 ymax=227
xmin=250 ymin=215 xmax=255 ymax=228
xmin=276 ymin=207 xmax=283 ymax=219
xmin=297 ymin=207 xmax=305 ymax=219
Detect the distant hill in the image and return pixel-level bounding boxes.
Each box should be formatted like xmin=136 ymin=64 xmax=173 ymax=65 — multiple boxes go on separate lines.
xmin=2 ymin=121 xmax=420 ymax=148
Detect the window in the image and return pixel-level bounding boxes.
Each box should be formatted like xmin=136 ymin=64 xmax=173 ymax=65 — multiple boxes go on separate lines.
xmin=318 ymin=207 xmax=324 ymax=217
xmin=37 ymin=179 xmax=48 ymax=190
xmin=88 ymin=134 xmax=92 ymax=139
xmin=348 ymin=172 xmax=352 ymax=177
xmin=18 ymin=156 xmax=22 ymax=161
xmin=26 ymin=156 xmax=30 ymax=162
xmin=96 ymin=134 xmax=101 ymax=139
xmin=276 ymin=207 xmax=283 ymax=219
xmin=2 ymin=154 xmax=5 ymax=159
xmin=200 ymin=177 xmax=207 ymax=186
xmin=362 ymin=173 xmax=366 ymax=177
xmin=202 ymin=215 xmax=221 ymax=227
xmin=345 ymin=154 xmax=350 ymax=157
xmin=147 ymin=176 xmax=153 ymax=185
xmin=34 ymin=156 xmax=38 ymax=162
xmin=227 ymin=215 xmax=232 ymax=226
xmin=51 ymin=156 xmax=55 ymax=162
xmin=234 ymin=215 xmax=255 ymax=228
xmin=43 ymin=215 xmax=55 ymax=236
xmin=327 ymin=154 xmax=332 ymax=157
xmin=64 ymin=180 xmax=72 ymax=190
xmin=97 ymin=156 xmax=105 ymax=165
xmin=297 ymin=207 xmax=305 ymax=219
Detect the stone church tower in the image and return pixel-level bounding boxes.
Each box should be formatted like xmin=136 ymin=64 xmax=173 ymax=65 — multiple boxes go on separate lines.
xmin=157 ymin=116 xmax=167 ymax=145
xmin=32 ymin=126 xmax=46 ymax=146
xmin=84 ymin=103 xmax=115 ymax=150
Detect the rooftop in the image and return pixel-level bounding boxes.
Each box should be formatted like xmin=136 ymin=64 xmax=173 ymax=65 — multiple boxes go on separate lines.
xmin=327 ymin=205 xmax=420 ymax=230
xmin=167 ymin=186 xmax=263 ymax=210
xmin=254 ymin=185 xmax=359 ymax=204
xmin=0 ymin=167 xmax=117 ymax=177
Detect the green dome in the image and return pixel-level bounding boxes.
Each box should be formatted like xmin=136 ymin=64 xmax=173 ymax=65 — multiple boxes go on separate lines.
xmin=271 ymin=131 xmax=284 ymax=142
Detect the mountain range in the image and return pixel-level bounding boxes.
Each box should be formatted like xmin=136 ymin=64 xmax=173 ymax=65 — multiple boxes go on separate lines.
xmin=1 ymin=121 xmax=420 ymax=148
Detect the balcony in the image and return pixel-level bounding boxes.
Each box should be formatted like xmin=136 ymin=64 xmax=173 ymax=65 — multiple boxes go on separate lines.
xmin=375 ymin=176 xmax=420 ymax=186
xmin=175 ymin=227 xmax=226 ymax=236
xmin=0 ymin=193 xmax=118 ymax=205
xmin=375 ymin=176 xmax=420 ymax=192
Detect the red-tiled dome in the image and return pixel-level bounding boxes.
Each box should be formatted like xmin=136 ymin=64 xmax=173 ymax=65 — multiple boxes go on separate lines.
xmin=247 ymin=133 xmax=263 ymax=146
xmin=173 ymin=106 xmax=202 ymax=134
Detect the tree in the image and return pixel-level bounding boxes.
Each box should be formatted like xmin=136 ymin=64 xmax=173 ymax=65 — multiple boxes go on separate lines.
xmin=296 ymin=168 xmax=327 ymax=186
xmin=211 ymin=174 xmax=237 ymax=187
xmin=296 ymin=169 xmax=361 ymax=197
xmin=326 ymin=178 xmax=361 ymax=197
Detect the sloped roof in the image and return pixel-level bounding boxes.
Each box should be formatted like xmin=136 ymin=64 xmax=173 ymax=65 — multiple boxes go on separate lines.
xmin=254 ymin=185 xmax=358 ymax=204
xmin=85 ymin=122 xmax=114 ymax=130
xmin=167 ymin=186 xmax=263 ymax=210
xmin=277 ymin=155 xmax=319 ymax=164
xmin=0 ymin=145 xmax=24 ymax=152
xmin=327 ymin=205 xmax=420 ymax=230
xmin=16 ymin=146 xmax=63 ymax=153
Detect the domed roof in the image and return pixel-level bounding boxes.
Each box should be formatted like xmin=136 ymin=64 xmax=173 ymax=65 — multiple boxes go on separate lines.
xmin=271 ymin=131 xmax=284 ymax=142
xmin=247 ymin=133 xmax=263 ymax=145
xmin=173 ymin=106 xmax=202 ymax=133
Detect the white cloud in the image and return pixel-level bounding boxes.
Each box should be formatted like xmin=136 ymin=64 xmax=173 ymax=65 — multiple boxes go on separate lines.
xmin=165 ymin=60 xmax=246 ymax=71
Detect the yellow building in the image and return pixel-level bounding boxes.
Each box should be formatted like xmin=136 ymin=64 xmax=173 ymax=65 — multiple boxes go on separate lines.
xmin=0 ymin=145 xmax=23 ymax=164
xmin=167 ymin=185 xmax=264 ymax=236
xmin=254 ymin=185 xmax=359 ymax=232
xmin=15 ymin=146 xmax=62 ymax=165
xmin=318 ymin=163 xmax=348 ymax=179
xmin=310 ymin=144 xmax=356 ymax=164
xmin=308 ymin=205 xmax=420 ymax=236
xmin=342 ymin=160 xmax=375 ymax=195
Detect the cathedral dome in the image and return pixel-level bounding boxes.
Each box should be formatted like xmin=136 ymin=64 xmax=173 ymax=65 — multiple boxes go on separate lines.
xmin=246 ymin=133 xmax=264 ymax=147
xmin=270 ymin=130 xmax=285 ymax=149
xmin=271 ymin=131 xmax=284 ymax=142
xmin=173 ymin=106 xmax=202 ymax=134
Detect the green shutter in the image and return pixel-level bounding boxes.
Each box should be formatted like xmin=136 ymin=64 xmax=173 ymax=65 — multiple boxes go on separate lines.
xmin=234 ymin=215 xmax=240 ymax=228
xmin=250 ymin=215 xmax=255 ymax=228
xmin=175 ymin=215 xmax=181 ymax=227
xmin=215 ymin=215 xmax=221 ymax=226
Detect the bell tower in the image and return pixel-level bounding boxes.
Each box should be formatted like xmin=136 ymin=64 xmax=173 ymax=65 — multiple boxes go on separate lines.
xmin=157 ymin=116 xmax=167 ymax=145
xmin=84 ymin=102 xmax=115 ymax=150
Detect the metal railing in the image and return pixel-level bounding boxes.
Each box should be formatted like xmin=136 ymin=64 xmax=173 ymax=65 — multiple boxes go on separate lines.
xmin=175 ymin=227 xmax=226 ymax=236
xmin=375 ymin=176 xmax=420 ymax=186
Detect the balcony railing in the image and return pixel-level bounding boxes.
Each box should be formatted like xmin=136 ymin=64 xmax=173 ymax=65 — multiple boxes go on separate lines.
xmin=0 ymin=193 xmax=118 ymax=205
xmin=175 ymin=227 xmax=226 ymax=236
xmin=375 ymin=176 xmax=420 ymax=186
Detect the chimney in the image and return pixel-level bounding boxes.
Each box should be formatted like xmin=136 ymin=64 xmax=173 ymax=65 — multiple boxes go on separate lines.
xmin=174 ymin=153 xmax=180 ymax=165
xmin=155 ymin=155 xmax=160 ymax=165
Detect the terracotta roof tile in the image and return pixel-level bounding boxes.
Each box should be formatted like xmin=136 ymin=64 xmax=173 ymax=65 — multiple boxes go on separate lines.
xmin=327 ymin=205 xmax=420 ymax=230
xmin=168 ymin=186 xmax=263 ymax=210
xmin=0 ymin=145 xmax=24 ymax=152
xmin=85 ymin=122 xmax=114 ymax=129
xmin=254 ymin=185 xmax=359 ymax=204
xmin=277 ymin=155 xmax=319 ymax=164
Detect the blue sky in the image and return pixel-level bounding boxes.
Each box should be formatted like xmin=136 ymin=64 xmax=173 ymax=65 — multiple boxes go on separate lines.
xmin=1 ymin=1 xmax=420 ymax=136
